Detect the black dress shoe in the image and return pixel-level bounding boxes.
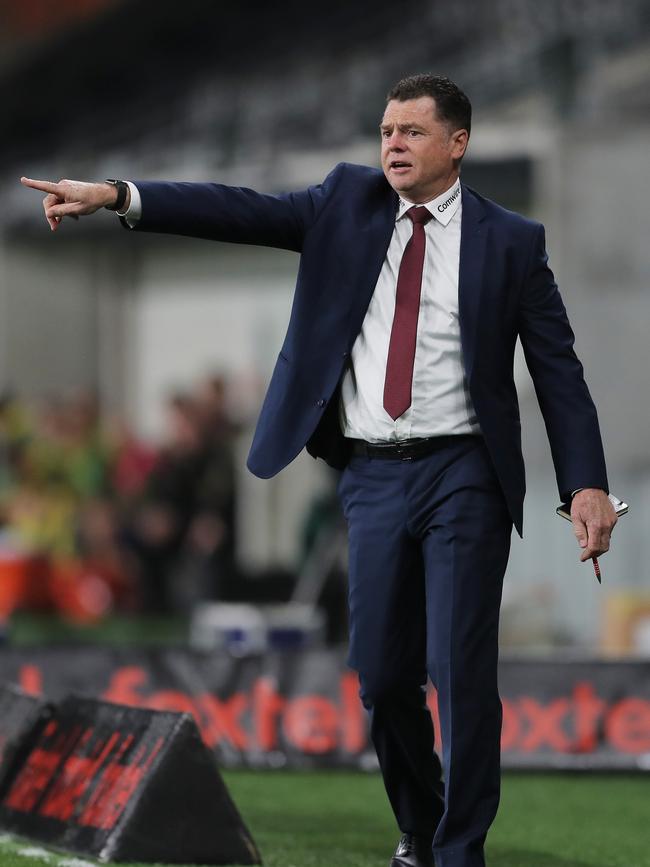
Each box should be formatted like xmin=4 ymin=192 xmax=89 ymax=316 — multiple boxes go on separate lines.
xmin=390 ymin=833 xmax=434 ymax=867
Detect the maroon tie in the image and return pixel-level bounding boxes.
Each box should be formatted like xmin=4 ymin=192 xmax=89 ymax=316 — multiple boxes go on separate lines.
xmin=383 ymin=205 xmax=433 ymax=420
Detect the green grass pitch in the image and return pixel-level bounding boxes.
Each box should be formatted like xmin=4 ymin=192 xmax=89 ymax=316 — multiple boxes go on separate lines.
xmin=0 ymin=771 xmax=647 ymax=867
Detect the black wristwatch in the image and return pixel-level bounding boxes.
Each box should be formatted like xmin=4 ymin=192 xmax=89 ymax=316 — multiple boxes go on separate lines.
xmin=104 ymin=179 xmax=129 ymax=212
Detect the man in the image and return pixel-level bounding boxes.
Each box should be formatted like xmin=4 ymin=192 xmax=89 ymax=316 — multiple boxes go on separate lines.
xmin=22 ymin=74 xmax=617 ymax=867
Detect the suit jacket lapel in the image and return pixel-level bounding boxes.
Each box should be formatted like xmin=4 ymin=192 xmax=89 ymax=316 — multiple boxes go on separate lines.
xmin=459 ymin=184 xmax=488 ymax=381
xmin=346 ymin=185 xmax=398 ymax=337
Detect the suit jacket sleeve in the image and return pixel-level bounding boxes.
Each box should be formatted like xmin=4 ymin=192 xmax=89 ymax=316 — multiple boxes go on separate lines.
xmin=518 ymin=224 xmax=609 ymax=501
xmin=121 ymin=164 xmax=345 ymax=252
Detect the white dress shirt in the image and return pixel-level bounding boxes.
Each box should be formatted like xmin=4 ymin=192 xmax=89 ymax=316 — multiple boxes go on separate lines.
xmin=340 ymin=179 xmax=480 ymax=442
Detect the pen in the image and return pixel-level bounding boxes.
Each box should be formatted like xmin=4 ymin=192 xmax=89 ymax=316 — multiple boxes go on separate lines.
xmin=592 ymin=556 xmax=601 ymax=584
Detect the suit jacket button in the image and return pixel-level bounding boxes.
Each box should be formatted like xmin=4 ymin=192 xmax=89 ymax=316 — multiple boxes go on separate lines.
xmin=316 ymin=398 xmax=326 ymax=408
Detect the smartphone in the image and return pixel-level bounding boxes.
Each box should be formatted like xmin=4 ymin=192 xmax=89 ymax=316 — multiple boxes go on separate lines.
xmin=556 ymin=493 xmax=628 ymax=522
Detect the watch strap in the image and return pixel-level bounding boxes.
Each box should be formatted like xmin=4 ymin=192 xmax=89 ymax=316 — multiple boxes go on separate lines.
xmin=104 ymin=179 xmax=128 ymax=212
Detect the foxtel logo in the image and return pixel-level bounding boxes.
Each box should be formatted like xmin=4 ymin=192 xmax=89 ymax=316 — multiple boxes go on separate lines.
xmin=501 ymin=682 xmax=650 ymax=754
xmin=16 ymin=665 xmax=650 ymax=756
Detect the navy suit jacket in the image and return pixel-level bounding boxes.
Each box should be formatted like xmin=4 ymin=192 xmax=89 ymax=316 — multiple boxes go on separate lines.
xmin=128 ymin=162 xmax=608 ymax=535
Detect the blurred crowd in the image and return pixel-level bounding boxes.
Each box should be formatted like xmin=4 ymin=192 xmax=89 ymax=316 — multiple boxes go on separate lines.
xmin=0 ymin=375 xmax=239 ymax=623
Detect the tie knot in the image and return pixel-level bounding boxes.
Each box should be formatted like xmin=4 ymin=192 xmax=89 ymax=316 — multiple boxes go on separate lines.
xmin=406 ymin=206 xmax=432 ymax=226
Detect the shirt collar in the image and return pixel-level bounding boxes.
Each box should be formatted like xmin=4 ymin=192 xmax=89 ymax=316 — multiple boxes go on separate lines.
xmin=397 ymin=179 xmax=462 ymax=227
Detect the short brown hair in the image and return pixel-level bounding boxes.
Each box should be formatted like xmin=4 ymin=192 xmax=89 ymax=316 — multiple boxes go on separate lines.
xmin=387 ymin=74 xmax=472 ymax=137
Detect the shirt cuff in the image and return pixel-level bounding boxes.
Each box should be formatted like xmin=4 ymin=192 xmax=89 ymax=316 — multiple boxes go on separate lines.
xmin=118 ymin=181 xmax=142 ymax=227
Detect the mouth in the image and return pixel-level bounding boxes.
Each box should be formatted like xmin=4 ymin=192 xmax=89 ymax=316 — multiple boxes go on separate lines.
xmin=388 ymin=160 xmax=413 ymax=174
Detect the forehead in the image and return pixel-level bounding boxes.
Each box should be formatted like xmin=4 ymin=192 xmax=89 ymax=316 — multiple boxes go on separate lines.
xmin=381 ymin=96 xmax=439 ymax=127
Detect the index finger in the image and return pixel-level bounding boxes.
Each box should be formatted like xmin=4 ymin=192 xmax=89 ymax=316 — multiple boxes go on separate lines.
xmin=20 ymin=177 xmax=60 ymax=194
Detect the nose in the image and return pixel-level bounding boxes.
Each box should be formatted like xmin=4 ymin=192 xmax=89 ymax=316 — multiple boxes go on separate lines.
xmin=385 ymin=131 xmax=407 ymax=151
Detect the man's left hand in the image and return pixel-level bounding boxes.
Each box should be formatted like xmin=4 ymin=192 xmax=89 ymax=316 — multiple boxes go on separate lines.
xmin=570 ymin=489 xmax=617 ymax=562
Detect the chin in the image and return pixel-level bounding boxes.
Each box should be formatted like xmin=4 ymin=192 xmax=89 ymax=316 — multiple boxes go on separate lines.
xmin=386 ymin=177 xmax=413 ymax=196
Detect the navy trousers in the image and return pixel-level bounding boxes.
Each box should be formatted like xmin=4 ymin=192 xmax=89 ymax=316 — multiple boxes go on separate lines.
xmin=337 ymin=435 xmax=512 ymax=867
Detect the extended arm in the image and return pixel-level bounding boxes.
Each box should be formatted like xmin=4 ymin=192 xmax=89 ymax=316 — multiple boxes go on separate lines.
xmin=517 ymin=224 xmax=617 ymax=560
xmin=21 ymin=166 xmax=342 ymax=252
xmin=121 ymin=179 xmax=324 ymax=252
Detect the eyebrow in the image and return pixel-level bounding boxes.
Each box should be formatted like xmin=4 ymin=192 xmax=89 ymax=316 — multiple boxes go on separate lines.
xmin=379 ymin=122 xmax=428 ymax=132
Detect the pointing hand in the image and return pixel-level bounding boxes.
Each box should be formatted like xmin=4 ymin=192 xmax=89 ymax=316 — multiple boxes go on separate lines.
xmin=20 ymin=177 xmax=123 ymax=232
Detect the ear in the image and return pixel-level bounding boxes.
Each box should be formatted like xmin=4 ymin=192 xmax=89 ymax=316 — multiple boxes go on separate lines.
xmin=450 ymin=129 xmax=469 ymax=161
